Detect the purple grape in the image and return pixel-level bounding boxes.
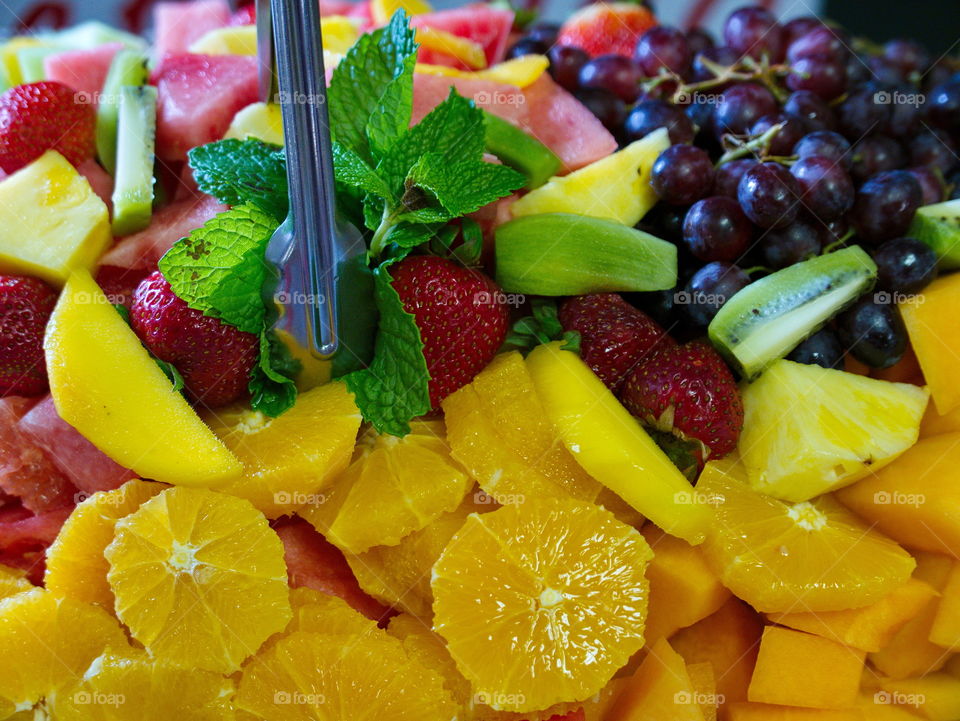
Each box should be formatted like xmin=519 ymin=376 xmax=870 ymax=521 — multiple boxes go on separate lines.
xmin=867 ymin=55 xmax=907 ymax=84
xmin=623 ymin=100 xmax=695 ymax=144
xmin=573 ymin=88 xmax=626 ymax=132
xmin=883 ymin=84 xmax=924 ymax=137
xmin=845 ymin=54 xmax=872 ymax=86
xmin=682 ymin=196 xmax=753 ymax=262
xmin=791 ymin=156 xmax=855 ymax=221
xmin=924 ymin=62 xmax=954 ymax=93
xmin=548 ymin=45 xmax=589 ymax=91
xmin=759 ymin=219 xmax=823 ymax=269
xmin=713 ymin=83 xmax=777 ymax=137
xmin=783 ymin=90 xmax=835 ymax=131
xmin=909 ymin=129 xmax=958 ymax=175
xmin=787 ymin=54 xmax=847 ymax=100
xmin=738 ymin=162 xmax=802 ymax=228
xmin=690 ymin=46 xmax=740 ymax=83
xmin=680 ymin=262 xmax=751 ymax=327
xmin=723 ymin=6 xmax=784 ymax=62
xmin=788 ymin=328 xmax=844 ymax=369
xmin=837 ymin=84 xmax=889 ymax=139
xmin=507 ymin=37 xmax=550 ymax=59
xmin=786 ymin=26 xmax=847 ymax=64
xmin=645 ymin=203 xmax=688 ymax=242
xmin=837 ymin=297 xmax=907 ymax=369
xmin=907 ymin=166 xmax=946 ymax=205
xmin=714 ymin=159 xmax=758 ymax=198
xmin=850 ymin=170 xmax=923 ymax=243
xmin=750 ymin=113 xmax=807 ymax=156
xmin=634 ymin=26 xmax=691 ymax=77
xmin=872 ymin=237 xmax=938 ymax=294
xmin=578 ymin=54 xmax=643 ymax=103
xmin=652 ymin=145 xmax=716 ymax=205
xmin=823 ymin=217 xmax=850 ymax=246
xmin=927 ymin=81 xmax=960 ymax=130
xmin=883 ymin=39 xmax=929 ymax=76
xmin=950 ymin=171 xmax=960 ymax=201
xmin=684 ymin=99 xmax=714 ymax=136
xmin=793 ymin=130 xmax=852 ymax=169
xmin=686 ymin=28 xmax=715 ymax=57
xmin=782 ymin=16 xmax=824 ymax=47
xmin=850 ymin=135 xmax=906 ymax=183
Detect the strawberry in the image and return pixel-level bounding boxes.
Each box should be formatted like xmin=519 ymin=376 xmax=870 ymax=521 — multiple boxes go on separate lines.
xmin=559 ymin=293 xmax=674 ymax=392
xmin=389 ymin=255 xmax=510 ymax=409
xmin=129 ymin=271 xmax=259 ymax=408
xmin=556 ymin=2 xmax=657 ymax=58
xmin=620 ymin=340 xmax=744 ymax=459
xmin=0 ymin=275 xmax=58 ymax=397
xmin=0 ymin=81 xmax=97 ymax=173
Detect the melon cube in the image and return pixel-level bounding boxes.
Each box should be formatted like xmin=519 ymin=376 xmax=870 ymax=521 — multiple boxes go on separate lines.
xmin=606 ymin=638 xmax=705 ymax=721
xmin=854 ymin=691 xmax=932 ymax=720
xmin=42 ymin=43 xmax=122 ymax=100
xmin=920 ymin=402 xmax=960 ymax=438
xmin=930 ymin=561 xmax=960 ymax=650
xmin=901 ymin=276 xmax=960 ymax=414
xmin=768 ymin=578 xmax=938 ymax=652
xmin=154 ymin=0 xmax=231 ymax=56
xmin=0 ymin=150 xmax=110 ymax=286
xmin=641 ymin=525 xmax=730 ymax=644
xmin=878 ymin=674 xmax=960 ymax=720
xmin=747 ymin=626 xmax=865 ymax=709
xmin=727 ymin=704 xmax=864 ymax=720
xmin=685 ymin=662 xmax=718 ymax=721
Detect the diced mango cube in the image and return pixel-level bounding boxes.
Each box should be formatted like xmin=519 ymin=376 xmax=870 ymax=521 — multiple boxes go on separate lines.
xmin=768 ymin=578 xmax=938 ymax=652
xmin=727 ymin=703 xmax=864 ymax=720
xmin=685 ymin=662 xmax=718 ymax=721
xmin=606 ymin=638 xmax=705 ymax=721
xmin=878 ymin=673 xmax=960 ymax=721
xmin=747 ymin=626 xmax=865 ymax=709
xmin=0 ymin=150 xmax=110 ymax=286
xmin=641 ymin=526 xmax=731 ymax=644
xmin=901 ymin=276 xmax=960 ymax=413
xmin=930 ymin=562 xmax=960 ymax=650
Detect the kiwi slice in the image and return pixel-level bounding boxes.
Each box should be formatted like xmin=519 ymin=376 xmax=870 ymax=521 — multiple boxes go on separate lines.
xmin=483 ymin=111 xmax=561 ymax=189
xmin=708 ymin=246 xmax=877 ymax=380
xmin=495 ymin=212 xmax=677 ymax=295
xmin=111 ymin=85 xmax=157 ymax=236
xmin=96 ymin=49 xmax=148 ymax=176
xmin=909 ymin=199 xmax=960 ymax=269
xmin=16 ymin=47 xmax=57 ymax=83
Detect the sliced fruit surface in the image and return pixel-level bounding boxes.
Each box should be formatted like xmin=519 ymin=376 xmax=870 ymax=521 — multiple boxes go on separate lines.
xmin=283 ymin=586 xmax=380 ymax=639
xmin=44 ymin=270 xmax=242 ymax=486
xmin=526 ymin=342 xmax=711 ymax=543
xmin=605 ymin=638 xmax=703 ymax=721
xmin=698 ymin=458 xmax=915 ymax=612
xmin=105 ymin=486 xmax=291 ymax=673
xmin=204 ymin=381 xmax=361 ymax=517
xmin=901 ymin=272 xmax=960 ymax=414
xmin=432 ymin=497 xmax=652 ymax=712
xmin=0 ymin=564 xmax=31 ymax=600
xmin=225 ymin=101 xmax=284 ymax=145
xmin=738 ymin=359 xmax=928 ymax=502
xmin=301 ymin=419 xmax=471 ymax=554
xmin=909 ymin=197 xmax=960 ymax=269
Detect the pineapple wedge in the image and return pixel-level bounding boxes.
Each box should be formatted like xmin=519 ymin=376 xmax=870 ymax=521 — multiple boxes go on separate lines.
xmin=739 ymin=360 xmax=929 ymax=502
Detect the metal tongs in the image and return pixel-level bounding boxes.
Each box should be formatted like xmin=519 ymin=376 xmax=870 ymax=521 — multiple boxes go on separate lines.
xmin=257 ymin=0 xmax=363 ymax=359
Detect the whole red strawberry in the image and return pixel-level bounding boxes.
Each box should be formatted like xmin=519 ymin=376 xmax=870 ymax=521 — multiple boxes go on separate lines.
xmin=556 ymin=2 xmax=657 ymax=58
xmin=130 ymin=271 xmax=259 ymax=408
xmin=620 ymin=340 xmax=744 ymax=459
xmin=390 ymin=255 xmax=510 ymax=409
xmin=559 ymin=293 xmax=674 ymax=392
xmin=0 ymin=275 xmax=58 ymax=397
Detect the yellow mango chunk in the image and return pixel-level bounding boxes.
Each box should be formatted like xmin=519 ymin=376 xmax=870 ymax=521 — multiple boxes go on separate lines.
xmin=837 ymin=432 xmax=960 ymax=558
xmin=747 ymin=626 xmax=865 ymax=709
xmin=727 ymin=704 xmax=864 ymax=720
xmin=416 ymin=54 xmax=550 ymax=87
xmin=188 ymin=25 xmax=257 ymax=55
xmin=44 ymin=271 xmax=242 ymax=486
xmin=320 ymin=15 xmax=362 ymax=54
xmin=416 ymin=27 xmax=486 ymax=69
xmin=511 ymin=128 xmax=670 ymax=227
xmin=371 ymin=0 xmax=431 ymax=24
xmin=920 ymin=401 xmax=960 ymax=438
xmin=641 ymin=525 xmax=730 ymax=644
xmin=0 ymin=150 xmax=110 ymax=286
xmin=930 ymin=561 xmax=960 ymax=650
xmin=0 ymin=37 xmax=48 ymax=86
xmin=226 ymin=102 xmax=285 ymax=146
xmin=901 ymin=276 xmax=960 ymax=414
xmin=606 ymin=638 xmax=705 ymax=721
xmin=877 ymin=674 xmax=960 ymax=721
xmin=768 ymin=578 xmax=939 ymax=652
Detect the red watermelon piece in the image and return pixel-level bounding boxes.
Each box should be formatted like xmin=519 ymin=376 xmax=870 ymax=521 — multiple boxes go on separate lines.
xmin=43 ymin=43 xmax=123 ymax=102
xmin=0 ymin=398 xmax=77 ymax=514
xmin=228 ymin=3 xmax=256 ymax=25
xmin=77 ymin=159 xmax=114 ymax=210
xmin=151 ymin=53 xmax=259 ymax=161
xmin=99 ymin=193 xmax=227 ymax=270
xmin=274 ymin=517 xmax=393 ymax=623
xmin=0 ymin=506 xmax=71 ymax=553
xmin=18 ymin=397 xmax=136 ymax=495
xmin=319 ymin=0 xmax=357 ymax=16
xmin=412 ymin=74 xmax=526 ymax=126
xmin=154 ymin=0 xmax=231 ymax=57
xmin=411 ymin=5 xmax=514 ymax=66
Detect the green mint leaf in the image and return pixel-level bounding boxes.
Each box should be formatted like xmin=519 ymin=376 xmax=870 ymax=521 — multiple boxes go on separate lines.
xmin=249 ymin=330 xmax=300 ymax=417
xmin=408 ymin=152 xmax=525 ymax=217
xmin=188 ymin=139 xmax=288 ymax=220
xmin=453 ymin=217 xmax=484 ymax=265
xmin=158 ymin=203 xmax=278 ymax=334
xmin=155 ymin=359 xmax=185 ymax=391
xmin=345 ymin=261 xmax=430 ymax=436
xmin=366 ymin=63 xmax=416 ymax=157
xmin=384 ymin=221 xmax=445 ymax=249
xmin=113 ymin=303 xmax=131 ymax=324
xmin=328 ymin=11 xmax=418 ymax=162
xmin=502 ymin=299 xmax=579 ymax=355
xmin=332 ymin=142 xmax=395 ymax=200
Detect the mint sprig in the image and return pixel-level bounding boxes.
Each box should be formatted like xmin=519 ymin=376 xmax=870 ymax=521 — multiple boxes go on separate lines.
xmin=188 ymin=139 xmax=288 ymax=220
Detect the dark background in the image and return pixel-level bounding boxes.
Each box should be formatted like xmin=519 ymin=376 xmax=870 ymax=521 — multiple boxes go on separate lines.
xmin=826 ymin=0 xmax=960 ymax=58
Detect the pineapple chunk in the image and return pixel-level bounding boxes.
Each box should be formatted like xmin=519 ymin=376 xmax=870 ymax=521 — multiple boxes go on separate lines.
xmin=510 ymin=128 xmax=669 ymax=227
xmin=226 ymin=102 xmax=285 ymax=145
xmin=188 ymin=25 xmax=257 ymax=55
xmin=0 ymin=151 xmax=111 ymax=287
xmin=739 ymin=360 xmax=929 ymax=502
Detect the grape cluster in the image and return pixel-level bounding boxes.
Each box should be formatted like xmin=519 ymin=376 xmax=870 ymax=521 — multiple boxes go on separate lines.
xmin=508 ymin=6 xmax=960 ymax=369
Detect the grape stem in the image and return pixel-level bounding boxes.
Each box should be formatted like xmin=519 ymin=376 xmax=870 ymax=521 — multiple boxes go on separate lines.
xmin=654 ymin=54 xmax=791 ymax=106
xmin=715 ymin=122 xmax=785 ymax=166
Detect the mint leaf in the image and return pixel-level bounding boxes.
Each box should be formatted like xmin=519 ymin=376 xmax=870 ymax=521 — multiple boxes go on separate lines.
xmin=188 ymin=139 xmax=288 ymax=220
xmin=328 ymin=11 xmax=418 ymax=162
xmin=249 ymin=330 xmax=300 ymax=417
xmin=345 ymin=261 xmax=430 ymax=436
xmin=385 ymin=221 xmax=445 ymax=249
xmin=332 ymin=142 xmax=395 ymax=200
xmin=408 ymin=152 xmax=525 ymax=217
xmin=155 ymin=359 xmax=186 ymax=392
xmin=366 ymin=69 xmax=415 ymax=158
xmin=158 ymin=203 xmax=278 ymax=334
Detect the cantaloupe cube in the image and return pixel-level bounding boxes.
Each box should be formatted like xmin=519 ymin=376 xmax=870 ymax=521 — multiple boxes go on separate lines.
xmin=726 ymin=703 xmax=864 ymax=720
xmin=641 ymin=526 xmax=731 ymax=644
xmin=853 ymin=692 xmax=929 ymax=720
xmin=930 ymin=562 xmax=960 ymax=650
xmin=869 ymin=596 xmax=950 ymax=679
xmin=686 ymin=662 xmax=718 ymax=721
xmin=606 ymin=638 xmax=705 ymax=721
xmin=671 ymin=598 xmax=763 ymax=709
xmin=919 ymin=402 xmax=960 ymax=438
xmin=748 ymin=626 xmax=865 ymax=709
xmin=768 ymin=578 xmax=938 ymax=652
xmin=878 ymin=673 xmax=960 ymax=720
xmin=837 ymin=433 xmax=960 ymax=557
xmin=871 ymin=346 xmax=922 ymax=385
xmin=901 ymin=276 xmax=960 ymax=414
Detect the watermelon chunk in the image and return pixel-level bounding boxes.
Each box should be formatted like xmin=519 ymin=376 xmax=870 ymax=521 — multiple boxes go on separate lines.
xmin=77 ymin=158 xmax=114 ymax=210
xmin=0 ymin=506 xmax=72 ymax=553
xmin=153 ymin=0 xmax=231 ymax=57
xmin=274 ymin=517 xmax=393 ymax=623
xmin=18 ymin=396 xmax=136 ymax=496
xmin=411 ymin=5 xmax=514 ymax=66
xmin=319 ymin=0 xmax=358 ymax=16
xmin=95 ymin=265 xmax=151 ymax=309
xmin=228 ymin=4 xmax=256 ymax=26
xmin=42 ymin=43 xmax=123 ymax=101
xmin=151 ymin=53 xmax=259 ymax=161
xmin=99 ymin=193 xmax=227 ymax=270
xmin=0 ymin=398 xmax=77 ymax=514
xmin=412 ymin=74 xmax=526 ymax=126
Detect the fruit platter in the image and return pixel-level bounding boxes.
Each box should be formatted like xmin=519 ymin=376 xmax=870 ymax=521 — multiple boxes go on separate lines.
xmin=0 ymin=0 xmax=959 ymax=718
